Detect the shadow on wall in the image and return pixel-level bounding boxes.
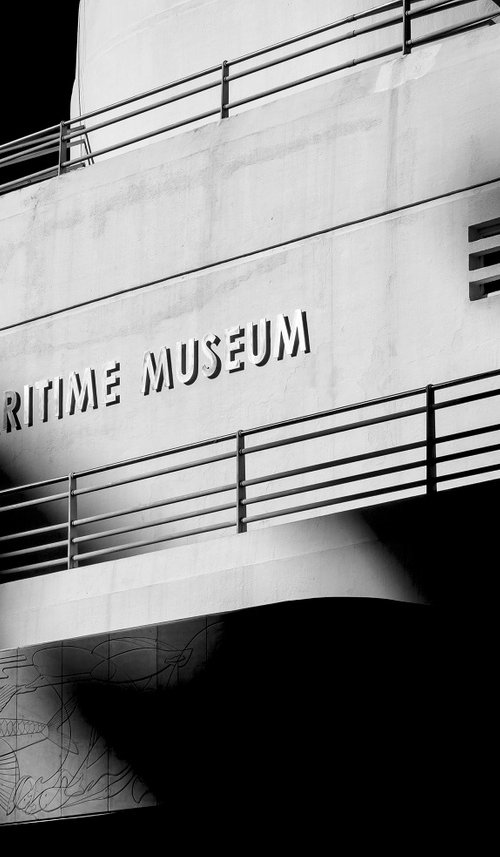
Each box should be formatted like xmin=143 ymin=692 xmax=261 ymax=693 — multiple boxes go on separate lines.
xmin=0 ymin=465 xmax=67 ymax=581
xmin=1 ymin=463 xmax=499 ymax=594
xmin=1 ymin=597 xmax=457 ymax=843
xmin=75 ymin=599 xmax=441 ymax=793
xmin=362 ymin=476 xmax=500 ymax=607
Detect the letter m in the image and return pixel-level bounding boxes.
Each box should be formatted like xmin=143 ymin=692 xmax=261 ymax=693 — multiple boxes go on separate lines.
xmin=141 ymin=348 xmax=174 ymax=395
xmin=273 ymin=310 xmax=310 ymax=360
xmin=66 ymin=369 xmax=98 ymax=415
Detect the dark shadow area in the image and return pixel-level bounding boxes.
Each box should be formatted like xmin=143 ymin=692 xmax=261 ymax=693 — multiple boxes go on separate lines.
xmin=1 ymin=469 xmax=499 ymax=590
xmin=1 ymin=597 xmax=467 ymax=843
xmin=363 ymin=477 xmax=500 ymax=607
xmin=0 ymin=468 xmax=68 ymax=581
xmin=2 ymin=480 xmax=494 ymax=841
xmin=0 ymin=3 xmax=80 ymax=189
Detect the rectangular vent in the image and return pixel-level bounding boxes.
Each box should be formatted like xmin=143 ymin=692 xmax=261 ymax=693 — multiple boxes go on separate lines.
xmin=470 ymin=279 xmax=500 ymax=302
xmin=469 ymin=216 xmax=500 ymax=242
xmin=469 ymin=248 xmax=500 ymax=270
xmin=468 ymin=217 xmax=500 ymax=300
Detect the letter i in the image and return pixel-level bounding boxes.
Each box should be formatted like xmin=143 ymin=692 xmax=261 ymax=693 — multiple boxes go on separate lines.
xmin=54 ymin=377 xmax=64 ymax=419
xmin=23 ymin=385 xmax=34 ymax=427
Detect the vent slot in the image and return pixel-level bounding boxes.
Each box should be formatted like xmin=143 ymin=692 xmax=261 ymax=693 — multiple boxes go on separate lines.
xmin=469 ymin=279 xmax=500 ymax=302
xmin=469 ymin=217 xmax=500 ymax=242
xmin=469 ymin=248 xmax=500 ymax=270
xmin=468 ymin=217 xmax=500 ymax=300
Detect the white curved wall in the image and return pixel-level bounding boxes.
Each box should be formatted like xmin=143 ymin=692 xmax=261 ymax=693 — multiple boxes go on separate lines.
xmin=71 ymin=0 xmax=498 ymax=157
xmin=72 ymin=0 xmax=384 ymax=115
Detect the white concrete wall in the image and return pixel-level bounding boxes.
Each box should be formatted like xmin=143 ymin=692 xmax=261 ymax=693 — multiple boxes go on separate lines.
xmin=1 ymin=25 xmax=500 ymax=612
xmin=70 ymin=0 xmax=498 ymax=156
xmin=1 ymin=25 xmax=500 ymax=491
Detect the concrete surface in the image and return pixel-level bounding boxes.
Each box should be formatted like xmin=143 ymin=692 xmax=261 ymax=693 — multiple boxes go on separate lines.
xmin=1 ymin=26 xmax=500 ymax=494
xmin=1 ymin=21 xmax=500 ymax=646
xmin=71 ymin=1 xmax=497 ymax=153
xmin=0 ymin=507 xmax=425 ymax=650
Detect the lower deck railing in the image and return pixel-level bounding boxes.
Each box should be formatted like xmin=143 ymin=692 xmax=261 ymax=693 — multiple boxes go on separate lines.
xmin=1 ymin=366 xmax=500 ymax=580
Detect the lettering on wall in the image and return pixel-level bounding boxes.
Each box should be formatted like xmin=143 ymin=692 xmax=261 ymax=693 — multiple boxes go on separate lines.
xmin=0 ymin=309 xmax=310 ymax=436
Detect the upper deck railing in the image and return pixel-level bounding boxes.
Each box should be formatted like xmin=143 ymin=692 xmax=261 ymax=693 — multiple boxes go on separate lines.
xmin=1 ymin=365 xmax=500 ymax=581
xmin=0 ymin=0 xmax=498 ymax=197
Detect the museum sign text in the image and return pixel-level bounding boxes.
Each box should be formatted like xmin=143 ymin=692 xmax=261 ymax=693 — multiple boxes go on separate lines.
xmin=1 ymin=310 xmax=310 ymax=434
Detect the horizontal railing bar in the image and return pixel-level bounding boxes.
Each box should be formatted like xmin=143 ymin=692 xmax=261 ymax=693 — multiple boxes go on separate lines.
xmin=73 ymin=519 xmax=235 ymax=562
xmin=64 ymin=79 xmax=220 ymax=141
xmin=242 ymin=440 xmax=427 ymax=487
xmin=436 ymin=422 xmax=500 ymax=444
xmin=0 ymin=1 xmax=494 ymax=202
xmin=0 ymin=133 xmax=60 ymax=156
xmin=0 ymin=138 xmax=60 ymax=168
xmin=243 ymin=388 xmax=426 ymax=437
xmin=242 ymin=479 xmax=427 ymax=524
xmin=436 ymin=441 xmax=500 ymax=464
xmin=409 ymin=10 xmax=500 ymax=45
xmin=68 ymin=65 xmax=221 ymax=125
xmin=437 ymin=462 xmax=500 ymax=484
xmin=0 ymin=147 xmax=58 ymax=170
xmin=65 ymin=370 xmax=498 ymax=483
xmin=0 ymin=540 xmax=66 ymax=560
xmin=0 ymin=166 xmax=59 ymax=195
xmin=0 ymin=522 xmax=68 ymax=544
xmin=433 ymin=367 xmax=500 ymax=390
xmin=244 ymin=406 xmax=426 ymax=456
xmin=73 ymin=501 xmax=235 ymax=544
xmin=0 ymin=123 xmax=60 ymax=153
xmin=62 ymin=108 xmax=221 ymax=167
xmin=0 ymin=475 xmax=67 ymax=497
xmin=434 ymin=388 xmax=500 ymax=410
xmin=73 ymin=482 xmax=237 ymax=526
xmin=0 ymin=366 xmax=499 ymax=573
xmin=74 ymin=451 xmax=236 ymax=497
xmin=409 ymin=0 xmax=477 ymax=20
xmin=227 ymin=14 xmax=402 ymax=83
xmin=0 ymin=557 xmax=68 ymax=576
xmin=229 ymin=1 xmax=403 ymax=65
xmin=415 ymin=16 xmax=498 ymax=43
xmin=0 ymin=491 xmax=68 ymax=514
xmin=225 ymin=43 xmax=401 ymax=111
xmin=60 ymin=1 xmax=403 ymax=139
xmin=76 ymin=432 xmax=235 ymax=478
xmin=243 ymin=459 xmax=426 ymax=506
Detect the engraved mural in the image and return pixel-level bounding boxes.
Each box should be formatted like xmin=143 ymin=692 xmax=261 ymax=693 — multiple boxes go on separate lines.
xmin=0 ymin=617 xmax=217 ymax=824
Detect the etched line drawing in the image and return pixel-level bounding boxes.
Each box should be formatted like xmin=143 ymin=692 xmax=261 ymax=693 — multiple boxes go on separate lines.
xmin=0 ymin=633 xmax=196 ymax=821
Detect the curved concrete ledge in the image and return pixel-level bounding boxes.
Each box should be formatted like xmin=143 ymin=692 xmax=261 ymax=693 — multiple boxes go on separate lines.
xmin=0 ymin=506 xmax=425 ymax=649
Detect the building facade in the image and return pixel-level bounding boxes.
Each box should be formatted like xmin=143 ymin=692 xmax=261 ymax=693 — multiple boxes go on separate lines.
xmin=1 ymin=0 xmax=499 ymax=838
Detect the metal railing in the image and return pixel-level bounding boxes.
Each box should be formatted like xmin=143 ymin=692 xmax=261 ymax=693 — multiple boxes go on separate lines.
xmin=0 ymin=0 xmax=498 ymax=196
xmin=1 ymin=366 xmax=500 ymax=580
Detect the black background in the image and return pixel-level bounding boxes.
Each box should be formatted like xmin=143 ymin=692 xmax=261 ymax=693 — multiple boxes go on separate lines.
xmin=0 ymin=4 xmax=80 ymax=148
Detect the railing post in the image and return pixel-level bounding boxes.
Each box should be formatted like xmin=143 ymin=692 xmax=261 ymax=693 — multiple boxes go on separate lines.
xmin=67 ymin=473 xmax=77 ymax=568
xmin=221 ymin=60 xmax=230 ymax=119
xmin=236 ymin=431 xmax=247 ymax=533
xmin=426 ymin=384 xmax=437 ymax=494
xmin=58 ymin=121 xmax=69 ymax=175
xmin=403 ymin=0 xmax=412 ymax=54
